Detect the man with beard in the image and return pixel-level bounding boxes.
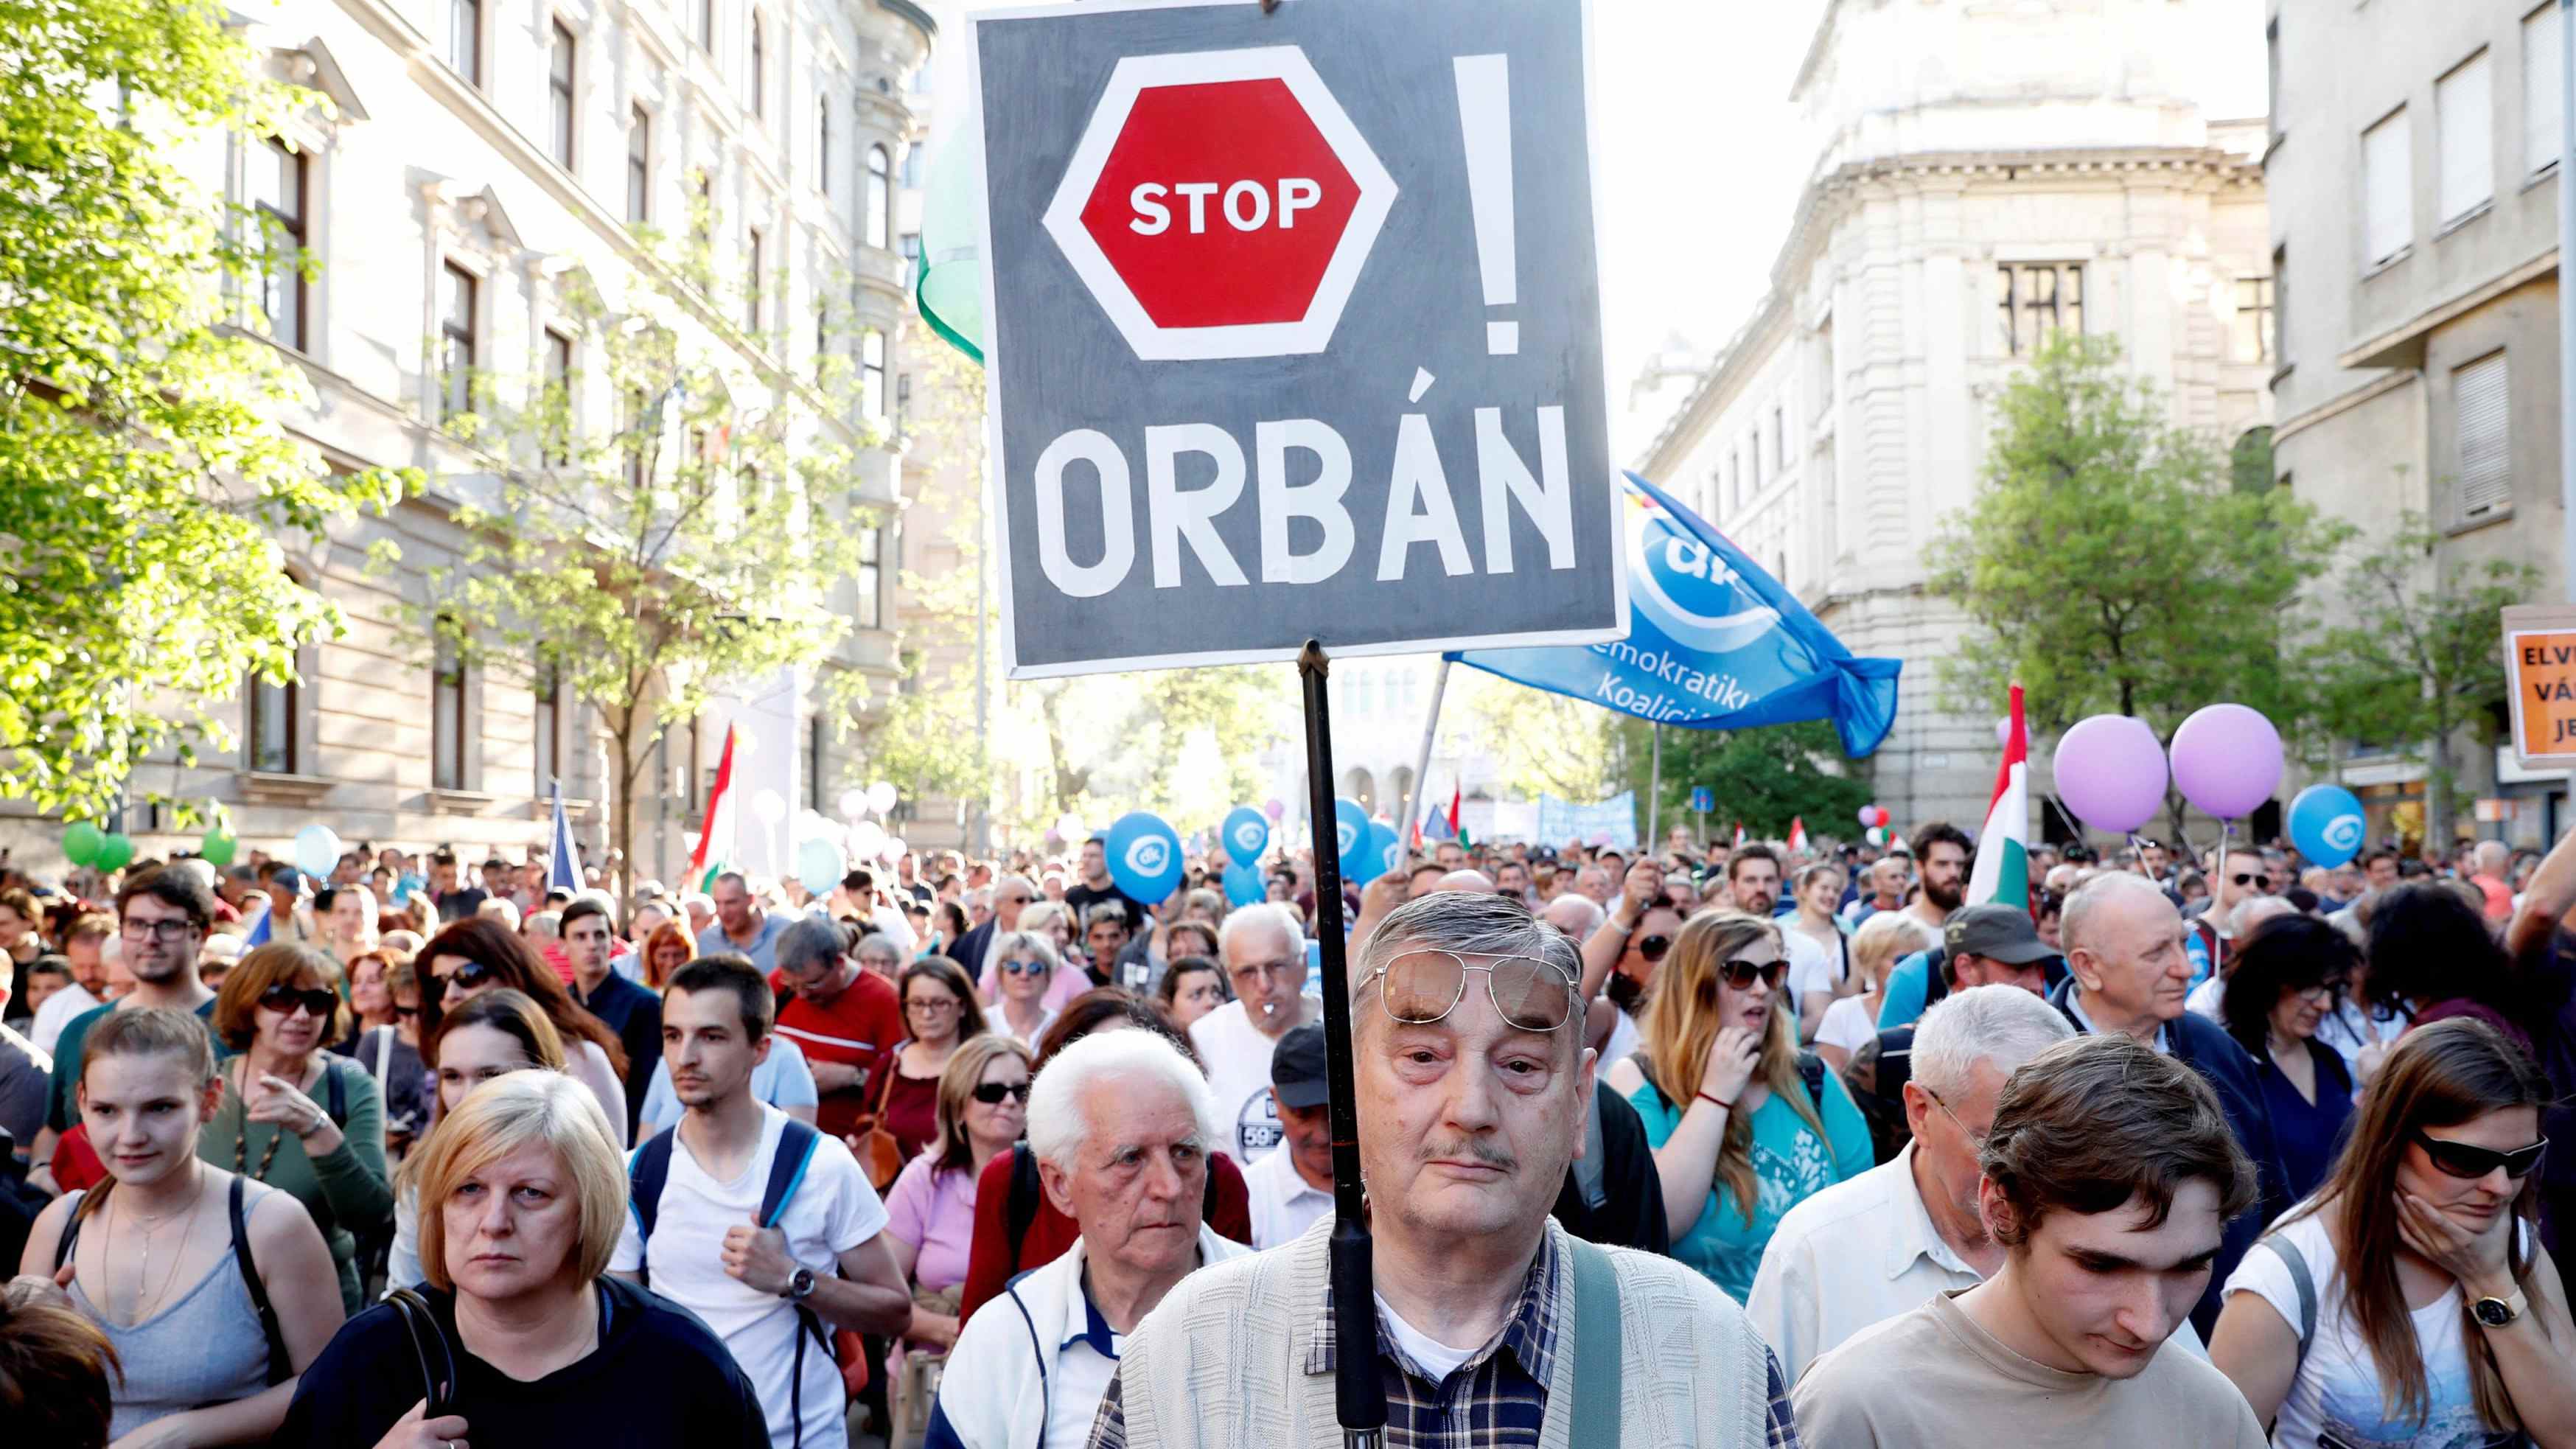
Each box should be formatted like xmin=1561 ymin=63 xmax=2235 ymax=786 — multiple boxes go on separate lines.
xmin=1902 ymin=822 xmax=1970 ymax=933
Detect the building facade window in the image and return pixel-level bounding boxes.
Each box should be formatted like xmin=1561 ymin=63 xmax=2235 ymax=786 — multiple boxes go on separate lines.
xmin=901 ymin=143 xmax=923 ymax=188
xmin=2232 ymin=276 xmax=2275 ymax=363
xmin=439 ymin=262 xmax=477 ymax=420
xmin=253 ymin=138 xmax=307 ymax=352
xmin=544 ymin=328 xmax=574 ymax=464
xmin=623 ymin=387 xmax=649 ymax=489
xmin=748 ymin=13 xmax=767 ymax=122
xmin=2454 ymin=351 xmax=2511 ymax=523
xmin=867 ymin=144 xmax=892 ymax=249
xmin=2436 ymin=51 xmax=2493 ymax=226
xmin=626 ymin=106 xmax=650 ymax=223
xmin=818 ymin=94 xmax=833 ymax=195
xmin=898 ymin=231 xmax=919 ymax=264
xmin=1770 ymin=404 xmax=1786 ymax=475
xmin=246 ymin=668 xmax=297 ymax=774
xmin=856 ymin=526 xmax=882 ymax=628
xmin=698 ymin=0 xmax=713 ymax=50
xmin=745 ymin=226 xmax=764 ymax=332
xmin=548 ymin=21 xmax=576 ymax=167
xmin=534 ymin=654 xmax=564 ymax=795
xmin=806 ymin=716 xmax=826 ymax=811
xmin=448 ymin=0 xmax=480 ymax=85
xmin=2271 ymin=245 xmax=2289 ymax=367
xmin=861 ymin=328 xmax=885 ymax=421
xmin=895 ymin=371 xmax=912 ymax=430
xmin=433 ymin=621 xmax=467 ymax=791
xmin=691 ymin=171 xmax=713 ymax=253
xmin=2362 ymin=107 xmax=2412 ymax=267
xmin=1997 ymin=262 xmax=2083 ymax=355
xmin=2529 ymin=4 xmax=2563 ymax=178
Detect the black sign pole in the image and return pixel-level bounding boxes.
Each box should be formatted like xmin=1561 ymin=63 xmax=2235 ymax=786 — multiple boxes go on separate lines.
xmin=1296 ymin=640 xmax=1386 ymax=1449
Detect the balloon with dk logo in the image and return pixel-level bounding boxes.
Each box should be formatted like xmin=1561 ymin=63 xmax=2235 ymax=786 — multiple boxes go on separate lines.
xmin=1222 ymin=860 xmax=1266 ymax=907
xmin=1331 ymin=797 xmax=1372 ymax=881
xmin=1104 ymin=811 xmax=1184 ymax=902
xmin=2287 ymin=784 xmax=2368 ymax=869
xmin=1363 ymin=820 xmax=1403 ymax=879
xmin=1221 ymin=806 xmax=1270 ymax=867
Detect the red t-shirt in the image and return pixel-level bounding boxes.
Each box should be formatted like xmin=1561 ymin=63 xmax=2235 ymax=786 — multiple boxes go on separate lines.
xmin=772 ymin=970 xmax=905 ymax=1139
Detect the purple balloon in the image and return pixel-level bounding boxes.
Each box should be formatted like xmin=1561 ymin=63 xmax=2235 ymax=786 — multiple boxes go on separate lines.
xmin=1263 ymin=797 xmax=1285 ymax=822
xmin=2170 ymin=703 xmax=2283 ymax=820
xmin=2051 ymin=714 xmax=2168 ymax=834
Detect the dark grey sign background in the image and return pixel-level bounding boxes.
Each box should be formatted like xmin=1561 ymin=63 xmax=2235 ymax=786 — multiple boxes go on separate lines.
xmin=974 ymin=0 xmax=1615 ymax=675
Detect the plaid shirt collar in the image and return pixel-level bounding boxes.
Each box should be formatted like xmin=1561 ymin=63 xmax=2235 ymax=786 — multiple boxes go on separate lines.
xmin=1300 ymin=1227 xmax=1561 ymax=1390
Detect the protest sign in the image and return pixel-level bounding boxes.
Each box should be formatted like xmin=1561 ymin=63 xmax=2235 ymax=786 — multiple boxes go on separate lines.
xmin=968 ymin=0 xmax=1621 ymax=677
xmin=2503 ymin=604 xmax=2576 ymax=769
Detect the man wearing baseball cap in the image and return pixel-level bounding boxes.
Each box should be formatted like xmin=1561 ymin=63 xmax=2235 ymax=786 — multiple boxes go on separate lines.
xmin=1240 ymin=1022 xmax=1333 ymax=1251
xmin=1875 ymin=900 xmax=2064 ymax=1031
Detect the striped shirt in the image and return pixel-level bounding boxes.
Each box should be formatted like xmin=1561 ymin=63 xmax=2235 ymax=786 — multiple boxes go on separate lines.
xmin=1086 ymin=1231 xmax=1801 ymax=1448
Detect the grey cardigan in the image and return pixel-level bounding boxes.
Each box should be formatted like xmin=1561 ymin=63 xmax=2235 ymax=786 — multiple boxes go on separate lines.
xmin=1111 ymin=1216 xmax=1772 ymax=1448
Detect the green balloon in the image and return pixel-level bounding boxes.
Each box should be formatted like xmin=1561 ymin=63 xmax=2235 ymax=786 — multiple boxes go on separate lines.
xmin=200 ymin=829 xmax=238 ymax=867
xmin=63 ymin=821 xmax=103 ymax=867
xmin=96 ymin=834 xmax=136 ymax=873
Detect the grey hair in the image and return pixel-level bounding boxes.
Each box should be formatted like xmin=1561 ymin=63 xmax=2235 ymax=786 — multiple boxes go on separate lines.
xmin=1358 ymin=892 xmax=1582 ymax=1059
xmin=1910 ymin=984 xmax=2076 ymax=1097
xmin=854 ymin=931 xmax=904 ymax=963
xmin=775 ymin=915 xmax=848 ymax=976
xmin=1219 ymin=901 xmax=1304 ymax=960
xmin=1081 ymin=901 xmax=1132 ymax=932
xmin=2059 ymin=870 xmax=2170 ymax=957
xmin=2229 ymin=894 xmax=2294 ymax=937
xmin=1025 ymin=1027 xmax=1224 ymax=1173
xmin=991 ymin=930 xmax=1060 ymax=979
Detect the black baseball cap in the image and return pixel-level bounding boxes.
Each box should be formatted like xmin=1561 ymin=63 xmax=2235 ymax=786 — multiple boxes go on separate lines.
xmin=1270 ymin=1022 xmax=1330 ymax=1110
xmin=1944 ymin=903 xmax=2059 ymax=966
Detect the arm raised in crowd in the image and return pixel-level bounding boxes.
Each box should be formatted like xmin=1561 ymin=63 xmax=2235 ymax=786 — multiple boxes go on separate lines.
xmin=2507 ymin=819 xmax=2576 ymax=964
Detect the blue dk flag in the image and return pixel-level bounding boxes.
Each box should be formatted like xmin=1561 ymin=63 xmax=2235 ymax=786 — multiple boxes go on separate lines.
xmin=1449 ymin=473 xmax=1903 ymax=758
xmin=548 ymin=783 xmax=584 ymax=895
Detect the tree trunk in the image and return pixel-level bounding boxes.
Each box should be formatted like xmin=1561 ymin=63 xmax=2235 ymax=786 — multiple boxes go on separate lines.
xmin=2424 ymin=726 xmax=2455 ymax=859
xmin=612 ymin=727 xmax=640 ymax=927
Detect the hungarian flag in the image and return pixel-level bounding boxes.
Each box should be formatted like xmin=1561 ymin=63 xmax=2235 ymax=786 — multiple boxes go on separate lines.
xmin=689 ymin=723 xmax=741 ymax=893
xmin=1732 ymin=822 xmax=1747 ymax=848
xmin=1968 ymin=683 xmax=2032 ymax=913
xmin=1787 ymin=817 xmax=1807 ymax=853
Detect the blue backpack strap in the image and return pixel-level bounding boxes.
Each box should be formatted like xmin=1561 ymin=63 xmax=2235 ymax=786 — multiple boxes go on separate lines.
xmin=760 ymin=1117 xmax=822 ymax=1229
xmin=626 ymin=1128 xmax=679 ymax=1287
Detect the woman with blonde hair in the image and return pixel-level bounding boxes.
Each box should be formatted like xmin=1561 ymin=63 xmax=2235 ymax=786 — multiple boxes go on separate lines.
xmin=1812 ymin=912 xmax=1940 ymax=1072
xmin=1603 ymin=909 xmax=1873 ymax=1302
xmin=385 ymin=989 xmax=570 ymax=1289
xmin=278 ymin=1072 xmax=769 ymax=1447
xmin=988 ymin=931 xmax=1067 ymax=1047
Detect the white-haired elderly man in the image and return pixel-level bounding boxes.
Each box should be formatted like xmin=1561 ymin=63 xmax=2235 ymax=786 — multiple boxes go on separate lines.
xmin=925 ymin=1030 xmax=1246 ymax=1449
xmin=1092 ymin=890 xmax=1797 ymax=1448
xmin=1747 ymin=984 xmax=2117 ymax=1382
xmin=1190 ymin=901 xmax=1317 ymax=1165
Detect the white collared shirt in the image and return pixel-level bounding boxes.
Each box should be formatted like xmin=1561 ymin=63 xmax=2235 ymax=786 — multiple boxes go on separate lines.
xmin=1242 ymin=1137 xmax=1333 ymax=1251
xmin=1747 ymin=1142 xmax=2207 ymax=1385
xmin=2065 ymin=989 xmax=2171 ymax=1055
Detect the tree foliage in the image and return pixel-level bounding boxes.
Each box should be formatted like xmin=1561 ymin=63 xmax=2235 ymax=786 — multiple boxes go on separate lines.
xmin=1928 ymin=334 xmax=2339 ymax=831
xmin=2298 ymin=516 xmax=2540 ymax=849
xmin=1462 ymin=674 xmax=1621 ymax=803
xmin=0 ymin=0 xmax=408 ymax=825
xmin=422 ymin=253 xmax=882 ymax=895
xmin=1619 ymin=717 xmax=1871 ymax=845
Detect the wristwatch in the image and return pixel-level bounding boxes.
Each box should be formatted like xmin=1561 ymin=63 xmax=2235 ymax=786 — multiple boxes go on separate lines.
xmin=2472 ymin=1288 xmax=2528 ymax=1328
xmin=782 ymin=1266 xmax=817 ymax=1302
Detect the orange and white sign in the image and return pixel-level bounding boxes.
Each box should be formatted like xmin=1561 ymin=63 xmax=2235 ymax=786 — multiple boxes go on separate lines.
xmin=2503 ymin=605 xmax=2576 ymax=768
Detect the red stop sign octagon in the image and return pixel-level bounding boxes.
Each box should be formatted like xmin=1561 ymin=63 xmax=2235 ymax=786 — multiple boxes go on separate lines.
xmin=1044 ymin=48 xmax=1398 ymax=362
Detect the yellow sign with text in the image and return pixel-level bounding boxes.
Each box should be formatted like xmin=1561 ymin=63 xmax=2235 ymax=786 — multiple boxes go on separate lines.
xmin=2504 ymin=605 xmax=2576 ymax=767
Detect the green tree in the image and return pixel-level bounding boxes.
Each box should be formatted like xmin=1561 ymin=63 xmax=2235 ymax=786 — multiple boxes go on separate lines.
xmin=1462 ymin=674 xmax=1621 ymax=803
xmin=2300 ymin=515 xmax=2540 ymax=850
xmin=1617 ymin=718 xmax=1871 ymax=846
xmin=422 ymin=258 xmax=882 ymax=898
xmin=1928 ymin=333 xmax=2339 ymax=836
xmin=0 ymin=0 xmax=408 ymax=826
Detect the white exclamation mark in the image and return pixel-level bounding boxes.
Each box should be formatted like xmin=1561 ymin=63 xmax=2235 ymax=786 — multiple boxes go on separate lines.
xmin=1453 ymin=54 xmax=1518 ymax=356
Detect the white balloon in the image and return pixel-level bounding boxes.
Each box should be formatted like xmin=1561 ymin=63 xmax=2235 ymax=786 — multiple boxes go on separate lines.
xmin=293 ymin=824 xmax=342 ymax=879
xmin=752 ymin=789 xmax=787 ymax=827
xmin=885 ymin=836 xmax=909 ymax=862
xmin=850 ymin=820 xmax=886 ymax=854
xmin=867 ymin=781 xmax=898 ymax=815
xmin=1055 ymin=813 xmax=1086 ymax=841
xmin=837 ymin=788 xmax=870 ymax=820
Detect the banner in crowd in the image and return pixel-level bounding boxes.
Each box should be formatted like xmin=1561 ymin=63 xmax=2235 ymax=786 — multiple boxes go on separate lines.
xmin=1535 ymin=791 xmax=1639 ymax=850
xmin=1448 ymin=472 xmax=1902 ymax=758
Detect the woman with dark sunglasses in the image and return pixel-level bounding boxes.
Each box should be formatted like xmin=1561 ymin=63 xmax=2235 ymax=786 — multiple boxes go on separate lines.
xmin=2219 ymin=915 xmax=2364 ymax=1205
xmin=417 ymin=917 xmax=632 ymax=1148
xmin=2213 ymin=1019 xmax=2576 ymax=1448
xmin=203 ymin=943 xmax=396 ymax=1313
xmin=1602 ymin=910 xmax=1873 ymax=1302
xmin=878 ymin=1034 xmax=1033 ymax=1417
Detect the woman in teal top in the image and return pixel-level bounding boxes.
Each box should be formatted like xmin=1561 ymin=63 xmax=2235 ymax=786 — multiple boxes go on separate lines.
xmin=1605 ymin=909 xmax=1873 ymax=1302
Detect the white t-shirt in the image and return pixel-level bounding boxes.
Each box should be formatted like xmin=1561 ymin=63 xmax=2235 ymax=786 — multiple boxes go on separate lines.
xmin=1046 ymin=1305 xmax=1123 ymax=1449
xmin=1600 ymin=1006 xmax=1641 ymax=1073
xmin=612 ymin=1104 xmax=890 ymax=1449
xmin=1187 ymin=1000 xmax=1288 ymax=1163
xmin=1815 ymin=994 xmax=1879 ymax=1060
xmin=1378 ymin=1293 xmax=1477 ymax=1382
xmin=29 ymin=982 xmax=102 ymax=1057
xmin=2224 ymin=1206 xmax=2532 ymax=1449
xmin=1783 ymin=926 xmax=1842 ymax=1006
xmin=1242 ymin=1137 xmax=1333 ymax=1251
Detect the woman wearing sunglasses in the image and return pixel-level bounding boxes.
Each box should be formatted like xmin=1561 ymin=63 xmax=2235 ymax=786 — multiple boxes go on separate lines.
xmin=2219 ymin=915 xmax=2364 ymax=1206
xmin=877 ymin=1036 xmax=1033 ymax=1425
xmin=988 ymin=931 xmax=1063 ymax=1047
xmin=417 ymin=918 xmax=631 ymax=1149
xmin=2212 ymin=1019 xmax=2576 ymax=1448
xmin=1602 ymin=911 xmax=1873 ymax=1302
xmin=203 ymin=943 xmax=396 ymax=1314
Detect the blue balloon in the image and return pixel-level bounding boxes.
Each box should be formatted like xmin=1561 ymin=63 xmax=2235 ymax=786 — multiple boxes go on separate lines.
xmin=1364 ymin=820 xmax=1403 ymax=879
xmin=1103 ymin=811 xmax=1185 ymax=902
xmin=1222 ymin=859 xmax=1265 ymax=907
xmin=1221 ymin=806 xmax=1270 ymax=867
xmin=2287 ymin=783 xmax=2367 ymax=869
xmin=1332 ymin=797 xmax=1372 ymax=880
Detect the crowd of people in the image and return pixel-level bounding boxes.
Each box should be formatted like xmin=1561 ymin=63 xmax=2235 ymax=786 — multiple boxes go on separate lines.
xmin=0 ymin=814 xmax=2572 ymax=1448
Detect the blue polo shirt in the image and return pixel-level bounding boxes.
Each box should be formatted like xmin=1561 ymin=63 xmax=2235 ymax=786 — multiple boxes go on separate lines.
xmin=693 ymin=913 xmax=792 ymax=976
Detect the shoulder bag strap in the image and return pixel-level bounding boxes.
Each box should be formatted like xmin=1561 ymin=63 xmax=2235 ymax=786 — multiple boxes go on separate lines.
xmin=761 ymin=1118 xmax=823 ymax=1229
xmin=2265 ymin=1232 xmax=2318 ymax=1364
xmin=1566 ymin=1237 xmax=1622 ymax=1445
xmin=371 ymin=1026 xmax=394 ymax=1089
xmin=324 ymin=1053 xmax=349 ymax=1125
xmin=231 ymin=1176 xmax=295 ymax=1384
xmin=52 ymin=1189 xmax=88 ymax=1271
xmin=626 ymin=1128 xmax=678 ymax=1285
xmin=384 ymin=1287 xmax=457 ymax=1415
